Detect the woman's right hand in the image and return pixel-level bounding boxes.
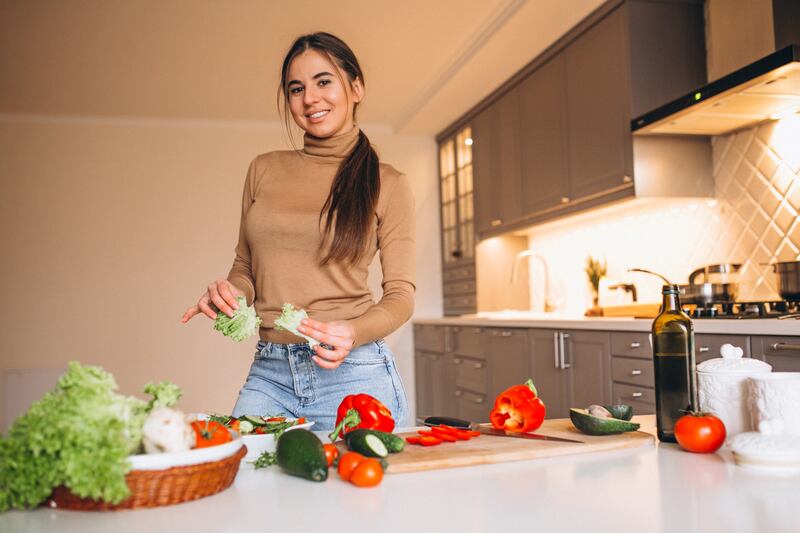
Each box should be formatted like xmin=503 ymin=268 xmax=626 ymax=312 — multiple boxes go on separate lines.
xmin=181 ymin=278 xmax=244 ymax=323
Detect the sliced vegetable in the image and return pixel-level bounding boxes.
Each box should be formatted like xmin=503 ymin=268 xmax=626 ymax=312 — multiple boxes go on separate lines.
xmin=405 ymin=436 xmax=421 ymax=445
xmin=569 ymin=408 xmax=640 ymax=435
xmin=490 ymin=378 xmax=546 ymax=433
xmin=329 ymin=393 xmax=395 ymax=441
xmin=344 ymin=429 xmax=389 ymax=458
xmin=418 ymin=435 xmax=443 ymax=446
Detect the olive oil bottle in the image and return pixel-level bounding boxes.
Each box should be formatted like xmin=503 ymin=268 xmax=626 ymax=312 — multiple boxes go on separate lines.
xmin=652 ymin=284 xmax=697 ymax=442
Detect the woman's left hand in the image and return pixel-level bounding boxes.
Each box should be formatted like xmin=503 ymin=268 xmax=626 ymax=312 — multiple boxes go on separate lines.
xmin=297 ymin=318 xmax=356 ymax=369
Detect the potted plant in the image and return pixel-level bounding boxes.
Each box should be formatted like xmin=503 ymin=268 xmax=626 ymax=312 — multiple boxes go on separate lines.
xmin=585 ymin=256 xmax=607 ymax=309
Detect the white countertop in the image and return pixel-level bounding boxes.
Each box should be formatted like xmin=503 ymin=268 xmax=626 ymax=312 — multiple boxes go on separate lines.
xmin=414 ymin=314 xmax=800 ymax=336
xmin=3 ymin=417 xmax=799 ymax=533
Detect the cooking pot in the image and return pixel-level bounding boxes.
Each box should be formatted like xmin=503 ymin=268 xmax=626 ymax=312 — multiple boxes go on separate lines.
xmin=773 ymin=261 xmax=800 ymax=301
xmin=680 ymin=263 xmax=740 ymax=305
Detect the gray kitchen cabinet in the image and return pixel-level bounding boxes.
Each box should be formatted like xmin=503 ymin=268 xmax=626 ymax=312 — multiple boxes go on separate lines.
xmin=485 ymin=327 xmax=530 ymax=400
xmin=518 ymin=54 xmax=570 ymax=214
xmin=529 ymin=329 xmax=569 ymax=419
xmin=413 ymin=325 xmax=456 ymax=421
xmin=528 ymin=329 xmax=611 ymax=419
xmin=695 ymin=334 xmax=751 ymax=363
xmin=751 ymin=336 xmax=800 ymax=371
xmin=438 ymin=0 xmax=706 ymax=236
xmin=472 ymin=89 xmax=522 ymax=234
xmin=562 ymin=330 xmax=613 ymax=410
xmin=610 ymin=331 xmax=654 ymax=415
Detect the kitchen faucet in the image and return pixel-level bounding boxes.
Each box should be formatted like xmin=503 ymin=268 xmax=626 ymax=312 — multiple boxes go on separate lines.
xmin=510 ymin=250 xmax=555 ymax=312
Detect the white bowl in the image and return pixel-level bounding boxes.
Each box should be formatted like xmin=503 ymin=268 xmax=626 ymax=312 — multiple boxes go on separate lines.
xmin=128 ymin=431 xmax=242 ymax=471
xmin=241 ymin=421 xmax=315 ymax=463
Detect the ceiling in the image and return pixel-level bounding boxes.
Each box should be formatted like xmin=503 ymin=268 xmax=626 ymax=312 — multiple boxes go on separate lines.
xmin=0 ymin=0 xmax=604 ymax=135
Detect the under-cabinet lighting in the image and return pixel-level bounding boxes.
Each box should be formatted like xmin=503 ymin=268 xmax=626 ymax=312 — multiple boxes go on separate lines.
xmin=464 ymin=137 xmax=473 ymax=146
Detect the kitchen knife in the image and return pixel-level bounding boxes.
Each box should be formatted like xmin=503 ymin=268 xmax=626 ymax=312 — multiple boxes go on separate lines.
xmin=423 ymin=416 xmax=584 ymax=444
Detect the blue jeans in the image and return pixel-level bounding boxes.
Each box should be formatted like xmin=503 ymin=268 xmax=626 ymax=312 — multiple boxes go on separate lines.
xmin=232 ymin=339 xmax=410 ymax=431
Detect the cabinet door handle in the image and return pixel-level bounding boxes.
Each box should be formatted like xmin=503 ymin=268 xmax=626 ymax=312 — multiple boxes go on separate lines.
xmin=500 ymin=331 xmax=513 ymax=337
xmin=559 ymin=332 xmax=571 ymax=369
xmin=490 ymin=219 xmax=502 ymax=227
xmin=771 ymin=342 xmax=800 ymax=351
xmin=698 ymin=346 xmax=710 ymax=353
xmin=560 ymin=197 xmax=570 ymax=204
xmin=454 ymin=390 xmax=463 ymax=397
xmin=630 ymin=369 xmax=642 ymax=376
xmin=473 ymin=396 xmax=484 ymax=404
xmin=630 ymin=342 xmax=641 ymax=349
xmin=471 ymin=328 xmax=482 ymax=334
xmin=453 ymin=358 xmax=462 ymax=365
xmin=553 ymin=331 xmax=560 ymax=370
xmin=631 ymin=392 xmax=644 ymax=398
xmin=473 ymin=362 xmax=484 ymax=369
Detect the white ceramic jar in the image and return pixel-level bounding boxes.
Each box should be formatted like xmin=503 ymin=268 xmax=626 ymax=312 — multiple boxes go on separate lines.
xmin=696 ymin=344 xmax=772 ymax=438
xmin=747 ymin=372 xmax=800 ymax=436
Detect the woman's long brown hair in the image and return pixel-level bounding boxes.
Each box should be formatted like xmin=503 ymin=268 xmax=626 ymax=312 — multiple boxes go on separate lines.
xmin=279 ymin=32 xmax=380 ymax=266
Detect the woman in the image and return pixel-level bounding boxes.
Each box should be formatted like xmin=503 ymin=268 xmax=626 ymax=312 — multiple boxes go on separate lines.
xmin=181 ymin=32 xmax=415 ymax=430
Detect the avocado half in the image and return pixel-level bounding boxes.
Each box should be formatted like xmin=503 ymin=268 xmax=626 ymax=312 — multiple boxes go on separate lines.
xmin=569 ymin=408 xmax=640 ymax=436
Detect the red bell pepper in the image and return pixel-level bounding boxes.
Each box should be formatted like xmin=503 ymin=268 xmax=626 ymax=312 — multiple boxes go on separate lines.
xmin=489 ymin=378 xmax=546 ymax=433
xmin=328 ymin=393 xmax=395 ymax=441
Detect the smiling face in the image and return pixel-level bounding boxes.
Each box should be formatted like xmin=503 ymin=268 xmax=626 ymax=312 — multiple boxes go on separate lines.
xmin=285 ymin=49 xmax=364 ymax=138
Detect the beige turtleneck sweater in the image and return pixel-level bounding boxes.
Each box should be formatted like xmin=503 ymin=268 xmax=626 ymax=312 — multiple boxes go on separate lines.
xmin=227 ymin=125 xmax=416 ymax=346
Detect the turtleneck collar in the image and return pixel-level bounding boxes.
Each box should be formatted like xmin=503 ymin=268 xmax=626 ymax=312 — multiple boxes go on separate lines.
xmin=302 ymin=124 xmax=361 ymax=161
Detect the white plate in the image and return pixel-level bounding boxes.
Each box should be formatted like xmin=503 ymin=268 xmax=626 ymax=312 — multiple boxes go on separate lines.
xmin=242 ymin=420 xmax=315 ymax=463
xmin=128 ymin=431 xmax=243 ymax=471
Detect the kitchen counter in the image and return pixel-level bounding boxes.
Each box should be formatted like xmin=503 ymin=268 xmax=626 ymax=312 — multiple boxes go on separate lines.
xmin=3 ymin=417 xmax=798 ymax=533
xmin=414 ymin=314 xmax=800 ymax=336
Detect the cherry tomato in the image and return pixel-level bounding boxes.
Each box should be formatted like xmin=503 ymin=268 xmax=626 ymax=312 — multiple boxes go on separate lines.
xmin=323 ymin=443 xmax=339 ymax=467
xmin=674 ymin=413 xmax=726 ymax=453
xmin=191 ymin=420 xmax=232 ymax=448
xmin=337 ymin=451 xmax=363 ymax=481
xmin=349 ymin=458 xmax=384 ymax=487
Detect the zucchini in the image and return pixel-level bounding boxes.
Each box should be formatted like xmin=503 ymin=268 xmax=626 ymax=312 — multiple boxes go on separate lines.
xmin=239 ymin=419 xmax=254 ymax=434
xmin=344 ymin=429 xmax=389 ymax=458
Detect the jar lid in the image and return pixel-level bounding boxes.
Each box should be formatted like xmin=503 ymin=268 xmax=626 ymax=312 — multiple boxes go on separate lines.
xmin=730 ymin=431 xmax=800 ymax=473
xmin=696 ymin=344 xmax=772 ymax=374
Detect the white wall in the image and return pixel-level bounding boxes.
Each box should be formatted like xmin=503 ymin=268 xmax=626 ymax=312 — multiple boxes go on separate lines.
xmin=0 ymin=114 xmax=439 ymax=429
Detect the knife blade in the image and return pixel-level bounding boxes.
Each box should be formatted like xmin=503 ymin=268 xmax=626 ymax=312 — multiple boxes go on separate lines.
xmin=423 ymin=416 xmax=584 ymax=444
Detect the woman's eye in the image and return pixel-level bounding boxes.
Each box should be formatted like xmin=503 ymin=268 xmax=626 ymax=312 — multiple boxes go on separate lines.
xmin=289 ymin=86 xmax=303 ymax=95
xmin=318 ymin=79 xmax=331 ymax=87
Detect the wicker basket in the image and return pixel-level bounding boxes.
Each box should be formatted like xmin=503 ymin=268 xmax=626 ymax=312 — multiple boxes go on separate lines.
xmin=47 ymin=445 xmax=247 ymax=511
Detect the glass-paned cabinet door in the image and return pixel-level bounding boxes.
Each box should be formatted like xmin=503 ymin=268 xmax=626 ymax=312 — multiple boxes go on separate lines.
xmin=439 ymin=139 xmax=459 ymax=264
xmin=455 ymin=127 xmax=474 ymax=260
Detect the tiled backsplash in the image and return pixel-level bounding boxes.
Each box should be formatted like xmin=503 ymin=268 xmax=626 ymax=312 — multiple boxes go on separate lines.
xmin=524 ymin=114 xmax=800 ymax=313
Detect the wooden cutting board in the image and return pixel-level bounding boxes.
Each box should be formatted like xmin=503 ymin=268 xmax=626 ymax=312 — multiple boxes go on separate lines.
xmin=383 ymin=417 xmax=655 ymax=474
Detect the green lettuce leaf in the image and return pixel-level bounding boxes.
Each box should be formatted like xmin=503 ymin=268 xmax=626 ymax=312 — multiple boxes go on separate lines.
xmin=273 ymin=303 xmax=319 ymax=346
xmin=213 ymin=296 xmax=262 ymax=342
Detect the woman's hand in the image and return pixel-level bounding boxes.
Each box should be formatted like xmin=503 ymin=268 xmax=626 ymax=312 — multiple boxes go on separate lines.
xmin=298 ymin=319 xmax=356 ymax=369
xmin=181 ymin=279 xmax=244 ymax=323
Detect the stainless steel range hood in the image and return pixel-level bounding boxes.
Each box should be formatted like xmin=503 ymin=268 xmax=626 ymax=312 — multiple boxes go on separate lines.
xmin=632 ymin=45 xmax=800 ymax=136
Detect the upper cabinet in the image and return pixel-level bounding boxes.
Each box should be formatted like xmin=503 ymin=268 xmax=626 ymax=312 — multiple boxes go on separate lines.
xmin=442 ymin=0 xmax=708 ymax=238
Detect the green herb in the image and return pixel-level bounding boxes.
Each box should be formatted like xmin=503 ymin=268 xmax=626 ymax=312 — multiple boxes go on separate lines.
xmin=252 ymin=451 xmax=278 ymax=469
xmin=0 ymin=362 xmax=180 ymax=512
xmin=213 ymin=296 xmax=262 ymax=342
xmin=273 ymin=303 xmax=319 ymax=347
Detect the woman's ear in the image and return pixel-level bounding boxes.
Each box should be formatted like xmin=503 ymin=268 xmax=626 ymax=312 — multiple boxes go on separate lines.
xmin=351 ymin=77 xmax=365 ymax=103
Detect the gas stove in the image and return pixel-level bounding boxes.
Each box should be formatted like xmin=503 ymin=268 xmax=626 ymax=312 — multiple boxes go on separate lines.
xmin=685 ymin=300 xmax=800 ymax=319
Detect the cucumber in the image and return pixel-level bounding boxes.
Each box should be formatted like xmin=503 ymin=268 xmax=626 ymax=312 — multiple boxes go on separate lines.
xmin=352 ymin=429 xmax=405 ymax=453
xmin=343 ymin=429 xmax=389 ymax=458
xmin=569 ymin=408 xmax=640 ymax=436
xmin=239 ymin=419 xmax=254 ymax=434
xmin=241 ymin=414 xmax=266 ymax=426
xmin=275 ymin=429 xmax=328 ymax=482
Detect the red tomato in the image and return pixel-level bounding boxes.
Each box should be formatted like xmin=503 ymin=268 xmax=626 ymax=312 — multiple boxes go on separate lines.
xmin=337 ymin=452 xmax=363 ymax=481
xmin=349 ymin=458 xmax=384 ymax=487
xmin=674 ymin=413 xmax=726 ymax=453
xmin=323 ymin=443 xmax=339 ymax=467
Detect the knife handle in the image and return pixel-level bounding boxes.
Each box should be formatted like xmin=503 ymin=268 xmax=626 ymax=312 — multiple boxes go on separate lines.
xmin=423 ymin=416 xmax=471 ymax=429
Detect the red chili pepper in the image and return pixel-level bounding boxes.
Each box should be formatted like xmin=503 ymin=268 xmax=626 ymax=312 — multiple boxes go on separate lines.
xmin=489 ymin=378 xmax=546 ymax=433
xmin=328 ymin=393 xmax=395 ymax=441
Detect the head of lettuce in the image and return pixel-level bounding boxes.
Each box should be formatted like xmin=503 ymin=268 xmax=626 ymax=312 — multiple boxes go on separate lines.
xmin=0 ymin=362 xmax=181 ymax=511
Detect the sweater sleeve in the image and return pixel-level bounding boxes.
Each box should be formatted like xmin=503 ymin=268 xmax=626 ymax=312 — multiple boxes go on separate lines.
xmin=348 ymin=172 xmax=416 ymax=345
xmin=226 ymin=158 xmax=259 ymax=305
